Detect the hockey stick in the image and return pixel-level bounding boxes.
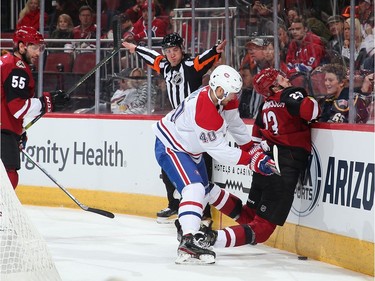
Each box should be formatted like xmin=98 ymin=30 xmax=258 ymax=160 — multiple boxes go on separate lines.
xmin=266 ymin=145 xmax=281 ymax=176
xmin=24 ymin=16 xmax=123 ymax=131
xmin=22 ymin=150 xmax=115 ymax=219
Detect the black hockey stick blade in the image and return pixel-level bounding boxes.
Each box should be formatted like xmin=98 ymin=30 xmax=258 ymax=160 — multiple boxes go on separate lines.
xmin=22 ymin=150 xmax=115 ymax=219
xmin=86 ymin=207 xmax=115 ymax=218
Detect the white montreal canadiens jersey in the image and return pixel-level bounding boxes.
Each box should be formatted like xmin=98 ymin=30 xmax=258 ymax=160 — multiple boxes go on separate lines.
xmin=152 ymin=86 xmax=251 ymax=165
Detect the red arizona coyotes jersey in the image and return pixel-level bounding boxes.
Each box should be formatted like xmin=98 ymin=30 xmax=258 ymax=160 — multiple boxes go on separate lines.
xmin=0 ymin=54 xmax=42 ymax=135
xmin=153 ymin=85 xmax=252 ymax=166
xmin=252 ymin=87 xmax=320 ymax=152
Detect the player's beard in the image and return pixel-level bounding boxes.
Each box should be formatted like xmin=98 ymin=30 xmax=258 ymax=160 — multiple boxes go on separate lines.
xmin=21 ymin=51 xmax=32 ymax=65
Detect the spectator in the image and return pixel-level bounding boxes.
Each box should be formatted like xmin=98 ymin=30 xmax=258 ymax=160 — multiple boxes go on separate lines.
xmin=286 ymin=18 xmax=326 ymax=75
xmin=102 ymin=0 xmax=121 ymax=33
xmin=341 ymin=5 xmax=359 ymax=20
xmin=111 ymin=67 xmax=156 ymax=114
xmin=326 ymin=15 xmax=345 ymax=57
xmin=72 ymin=5 xmax=97 ymax=50
xmin=49 ymin=14 xmax=74 ymax=52
xmin=16 ymin=0 xmax=48 ymax=31
xmin=247 ymin=8 xmax=261 ymax=37
xmin=362 ymin=35 xmax=374 ymax=71
xmin=103 ymin=13 xmax=133 ymax=42
xmin=123 ymin=33 xmax=225 ymax=223
xmin=305 ymin=8 xmax=331 ymax=42
xmin=124 ymin=0 xmax=146 ymax=23
xmin=285 ymin=6 xmax=300 ymax=27
xmin=357 ymin=0 xmax=373 ymax=32
xmin=125 ymin=2 xmax=168 ymax=44
xmin=249 ymin=0 xmax=282 ymax=36
xmin=242 ymin=37 xmax=270 ymax=118
xmin=167 ymin=9 xmax=192 ymax=44
xmin=278 ymin=24 xmax=291 ymax=61
xmin=238 ymin=64 xmax=256 ymax=118
xmin=263 ymin=39 xmax=289 ymax=73
xmin=48 ymin=0 xmax=80 ymax=34
xmin=318 ymin=63 xmax=372 ymax=123
xmin=342 ymin=18 xmax=367 ymax=70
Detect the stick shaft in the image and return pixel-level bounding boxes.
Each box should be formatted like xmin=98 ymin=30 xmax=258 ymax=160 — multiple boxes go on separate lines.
xmin=21 ymin=150 xmax=115 ymax=218
xmin=24 ymin=46 xmax=121 ymax=131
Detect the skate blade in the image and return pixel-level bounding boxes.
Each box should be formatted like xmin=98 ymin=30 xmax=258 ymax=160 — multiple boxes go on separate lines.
xmin=156 ymin=215 xmax=177 ymax=224
xmin=175 ymin=253 xmax=215 ymax=265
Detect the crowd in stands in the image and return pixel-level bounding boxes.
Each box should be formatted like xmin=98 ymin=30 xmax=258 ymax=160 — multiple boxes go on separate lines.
xmin=4 ymin=0 xmax=374 ymax=123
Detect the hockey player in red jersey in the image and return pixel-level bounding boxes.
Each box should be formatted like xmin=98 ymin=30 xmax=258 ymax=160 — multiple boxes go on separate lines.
xmin=197 ymin=67 xmax=321 ymax=255
xmin=0 ymin=26 xmax=69 ymax=189
xmin=153 ymin=65 xmax=278 ymax=264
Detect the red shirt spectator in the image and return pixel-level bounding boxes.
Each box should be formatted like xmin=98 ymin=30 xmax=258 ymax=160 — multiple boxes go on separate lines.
xmin=127 ymin=2 xmax=167 ymax=42
xmin=16 ymin=0 xmax=48 ymax=31
xmin=124 ymin=0 xmax=145 ymax=23
xmin=72 ymin=5 xmax=97 ymax=39
xmin=286 ymin=18 xmax=326 ymax=75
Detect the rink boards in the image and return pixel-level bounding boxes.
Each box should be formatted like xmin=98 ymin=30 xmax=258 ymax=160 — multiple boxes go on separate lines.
xmin=16 ymin=114 xmax=374 ymax=276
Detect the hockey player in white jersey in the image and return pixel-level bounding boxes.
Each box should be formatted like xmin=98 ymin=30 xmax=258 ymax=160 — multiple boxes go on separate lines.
xmin=152 ymin=65 xmax=277 ymax=264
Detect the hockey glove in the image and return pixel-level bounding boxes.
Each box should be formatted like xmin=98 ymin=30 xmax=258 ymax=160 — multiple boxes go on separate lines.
xmin=19 ymin=132 xmax=27 ymax=150
xmin=49 ymin=90 xmax=70 ymax=112
xmin=249 ymin=145 xmax=275 ymax=176
xmin=39 ymin=92 xmax=54 ymax=113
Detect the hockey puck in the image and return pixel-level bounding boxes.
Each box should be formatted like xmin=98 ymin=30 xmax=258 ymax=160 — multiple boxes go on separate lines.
xmin=298 ymin=256 xmax=308 ymax=260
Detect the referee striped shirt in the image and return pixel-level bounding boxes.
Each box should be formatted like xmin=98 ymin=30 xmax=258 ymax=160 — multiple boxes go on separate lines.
xmin=134 ymin=45 xmax=221 ymax=109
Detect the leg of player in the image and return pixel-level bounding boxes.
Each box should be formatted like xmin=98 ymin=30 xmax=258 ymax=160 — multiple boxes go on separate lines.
xmin=154 ymin=139 xmax=215 ymax=264
xmin=175 ymin=182 xmax=216 ymax=265
xmin=156 ymin=169 xmax=179 ymax=224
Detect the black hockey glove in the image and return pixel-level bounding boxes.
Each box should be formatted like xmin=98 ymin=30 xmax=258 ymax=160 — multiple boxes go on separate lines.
xmin=49 ymin=90 xmax=70 ymax=112
xmin=19 ymin=132 xmax=27 ymax=150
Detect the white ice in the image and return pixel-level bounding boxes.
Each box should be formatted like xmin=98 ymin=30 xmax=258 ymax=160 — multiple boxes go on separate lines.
xmin=25 ymin=206 xmax=373 ymax=281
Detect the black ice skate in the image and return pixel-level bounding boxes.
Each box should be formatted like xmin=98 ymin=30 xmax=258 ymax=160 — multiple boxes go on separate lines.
xmin=156 ymin=207 xmax=178 ymax=224
xmin=175 ymin=219 xmax=217 ymax=246
xmin=175 ymin=233 xmax=216 ymax=265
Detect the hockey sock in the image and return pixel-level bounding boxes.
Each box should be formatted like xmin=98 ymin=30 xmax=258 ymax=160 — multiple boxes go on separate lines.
xmin=249 ymin=215 xmax=276 ymax=243
xmin=179 ymin=183 xmax=205 ymax=235
xmin=7 ymin=169 xmax=18 ymax=189
xmin=208 ymin=184 xmax=243 ymax=220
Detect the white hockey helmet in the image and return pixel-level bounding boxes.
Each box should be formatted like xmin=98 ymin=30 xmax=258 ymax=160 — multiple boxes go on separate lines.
xmin=209 ymin=65 xmax=243 ymax=100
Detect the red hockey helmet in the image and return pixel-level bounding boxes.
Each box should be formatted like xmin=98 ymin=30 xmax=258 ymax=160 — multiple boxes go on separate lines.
xmin=13 ymin=26 xmax=44 ymax=46
xmin=253 ymin=68 xmax=280 ymax=97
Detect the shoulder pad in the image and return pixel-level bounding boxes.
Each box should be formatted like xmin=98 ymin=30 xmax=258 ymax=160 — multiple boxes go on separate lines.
xmin=280 ymin=87 xmax=308 ymax=102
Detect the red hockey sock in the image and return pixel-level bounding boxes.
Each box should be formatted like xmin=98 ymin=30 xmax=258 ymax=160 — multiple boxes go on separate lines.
xmin=7 ymin=169 xmax=19 ymax=189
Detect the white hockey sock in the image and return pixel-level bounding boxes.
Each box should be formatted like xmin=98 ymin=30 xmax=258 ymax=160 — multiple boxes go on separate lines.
xmin=179 ymin=183 xmax=205 ymax=235
xmin=207 ymin=183 xmax=222 ymax=205
xmin=214 ymin=230 xmax=228 ymax=248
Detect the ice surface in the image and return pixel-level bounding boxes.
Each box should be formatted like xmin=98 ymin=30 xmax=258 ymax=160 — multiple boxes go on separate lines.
xmin=25 ymin=206 xmax=373 ymax=281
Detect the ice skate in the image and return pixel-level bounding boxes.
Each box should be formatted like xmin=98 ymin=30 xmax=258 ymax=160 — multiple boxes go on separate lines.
xmin=175 ymin=233 xmax=216 ymax=265
xmin=156 ymin=207 xmax=178 ymax=224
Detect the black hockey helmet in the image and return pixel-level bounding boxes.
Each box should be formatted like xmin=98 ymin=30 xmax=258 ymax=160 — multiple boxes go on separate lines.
xmin=162 ymin=32 xmax=183 ymax=49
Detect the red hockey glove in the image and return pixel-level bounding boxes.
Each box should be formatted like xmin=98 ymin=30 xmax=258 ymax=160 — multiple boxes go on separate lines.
xmin=39 ymin=90 xmax=69 ymax=113
xmin=39 ymin=92 xmax=53 ymax=113
xmin=249 ymin=145 xmax=275 ymax=176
